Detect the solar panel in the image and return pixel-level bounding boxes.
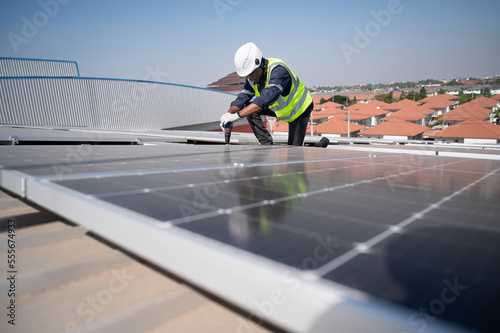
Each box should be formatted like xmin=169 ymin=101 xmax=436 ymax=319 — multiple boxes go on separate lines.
xmin=0 ymin=125 xmax=330 ymax=145
xmin=1 ymin=143 xmax=498 ymax=333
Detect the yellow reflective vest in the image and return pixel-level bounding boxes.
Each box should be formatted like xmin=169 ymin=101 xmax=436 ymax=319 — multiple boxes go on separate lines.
xmin=252 ymin=58 xmax=313 ymax=123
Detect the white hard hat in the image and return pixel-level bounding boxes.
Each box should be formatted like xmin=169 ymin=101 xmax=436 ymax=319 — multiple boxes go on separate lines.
xmin=234 ymin=42 xmax=263 ymax=77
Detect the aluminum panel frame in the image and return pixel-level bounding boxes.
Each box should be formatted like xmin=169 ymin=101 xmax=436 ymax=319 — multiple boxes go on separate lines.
xmin=24 ymin=176 xmax=468 ymax=333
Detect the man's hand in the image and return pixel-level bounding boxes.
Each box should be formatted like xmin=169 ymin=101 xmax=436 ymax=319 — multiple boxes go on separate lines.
xmin=220 ymin=112 xmax=241 ymax=129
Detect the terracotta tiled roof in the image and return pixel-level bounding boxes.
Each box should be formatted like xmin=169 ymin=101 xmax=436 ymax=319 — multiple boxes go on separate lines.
xmin=432 ymin=119 xmax=500 ymax=139
xmin=441 ymin=113 xmax=489 ymax=122
xmin=313 ymin=95 xmax=323 ymax=104
xmin=441 ymin=103 xmax=491 ymax=122
xmin=441 ymin=93 xmax=459 ymax=100
xmin=422 ymin=129 xmax=442 ymax=137
xmin=356 ymin=93 xmax=370 ymax=101
xmin=206 ymin=72 xmax=245 ymax=93
xmin=380 ymin=106 xmax=435 ymax=122
xmin=449 ymin=102 xmax=491 ymax=114
xmin=308 ymin=118 xmax=365 ymax=135
xmin=420 ymin=94 xmax=458 ymax=103
xmin=441 ymin=110 xmax=490 ymax=122
xmin=465 ymin=96 xmax=500 ymax=109
xmin=491 ymin=94 xmax=500 ymax=102
xmin=382 ymin=99 xmax=421 ymax=111
xmin=349 ymin=103 xmax=376 ymax=111
xmin=319 ymin=101 xmax=344 ymax=109
xmin=420 ymin=99 xmax=456 ymax=109
xmin=401 ymin=106 xmax=436 ymax=115
xmin=380 ymin=114 xmax=427 ymax=122
xmin=360 ymin=119 xmax=428 ymax=136
xmin=334 ymin=112 xmax=372 ymax=121
xmin=366 ymin=100 xmax=388 ymax=108
xmin=347 ymin=104 xmax=388 ymax=117
xmin=312 ymin=107 xmax=345 ymax=119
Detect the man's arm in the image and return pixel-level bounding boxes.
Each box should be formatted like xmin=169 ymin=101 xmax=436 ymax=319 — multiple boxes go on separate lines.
xmin=237 ymin=65 xmax=290 ymax=117
xmin=229 ymin=79 xmax=255 ymax=112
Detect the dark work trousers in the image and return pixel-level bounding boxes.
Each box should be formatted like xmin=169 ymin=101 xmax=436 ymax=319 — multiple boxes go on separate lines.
xmin=287 ymin=103 xmax=313 ymax=146
xmin=247 ymin=103 xmax=313 ymax=146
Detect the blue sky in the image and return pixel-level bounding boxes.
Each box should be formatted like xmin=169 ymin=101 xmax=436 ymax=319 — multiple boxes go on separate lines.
xmin=1 ymin=0 xmax=499 ymax=88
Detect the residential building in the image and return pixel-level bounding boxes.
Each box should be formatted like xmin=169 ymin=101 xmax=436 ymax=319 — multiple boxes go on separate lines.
xmin=364 ymin=100 xmax=388 ymax=108
xmin=354 ymin=93 xmax=371 ymax=103
xmin=335 ymin=111 xmax=375 ymax=128
xmin=347 ymin=103 xmax=389 ymax=127
xmin=308 ymin=118 xmax=365 ymax=137
xmin=469 ymin=96 xmax=500 ymax=111
xmin=318 ymin=101 xmax=344 ymax=110
xmin=381 ymin=99 xmax=421 ymax=113
xmin=359 ymin=119 xmax=429 ymax=140
xmin=420 ymin=98 xmax=457 ymax=116
xmin=311 ymin=107 xmax=344 ymax=124
xmin=380 ymin=106 xmax=435 ymax=126
xmin=432 ymin=119 xmax=500 ymax=144
xmin=441 ymin=103 xmax=491 ymax=127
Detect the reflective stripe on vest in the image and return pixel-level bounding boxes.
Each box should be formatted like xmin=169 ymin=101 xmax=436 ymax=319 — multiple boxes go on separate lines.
xmin=251 ymin=58 xmax=312 ymax=122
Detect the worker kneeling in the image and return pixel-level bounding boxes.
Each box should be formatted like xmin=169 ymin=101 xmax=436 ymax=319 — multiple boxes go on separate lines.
xmin=220 ymin=42 xmax=329 ymax=148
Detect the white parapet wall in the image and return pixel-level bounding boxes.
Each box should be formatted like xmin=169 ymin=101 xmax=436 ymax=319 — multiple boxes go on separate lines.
xmin=0 ymin=77 xmax=236 ymax=130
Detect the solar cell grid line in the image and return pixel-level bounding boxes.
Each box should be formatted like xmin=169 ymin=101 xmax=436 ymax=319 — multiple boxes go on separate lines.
xmin=1 ymin=144 xmax=499 ymax=333
xmin=38 ymin=149 xmax=394 ymax=183
xmin=141 ymin=154 xmax=468 ymax=272
xmin=171 ymin=156 xmax=470 ymax=253
xmin=311 ymin=166 xmax=500 ymax=278
xmin=85 ymin=161 xmax=371 ymax=198
xmin=154 ymin=156 xmax=467 ymax=227
xmin=44 ymin=153 xmax=474 ymax=237
xmin=166 ymin=154 xmax=500 ymax=333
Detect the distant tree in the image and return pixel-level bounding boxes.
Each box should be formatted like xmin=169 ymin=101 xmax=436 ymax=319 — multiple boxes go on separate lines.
xmin=438 ymin=89 xmax=446 ymax=95
xmin=362 ymin=84 xmax=373 ymax=91
xmin=399 ymin=91 xmax=407 ymax=100
xmin=383 ymin=91 xmax=394 ymax=104
xmin=482 ymin=87 xmax=491 ymax=98
xmin=406 ymin=91 xmax=418 ymax=101
xmin=458 ymin=89 xmax=474 ymax=105
xmin=373 ymin=93 xmax=387 ymax=102
xmin=418 ymin=87 xmax=427 ymax=100
xmin=319 ymin=97 xmax=332 ymax=104
xmin=448 ymin=79 xmax=459 ymax=86
xmin=334 ymin=95 xmax=349 ymax=106
xmin=350 ymin=96 xmax=358 ymax=106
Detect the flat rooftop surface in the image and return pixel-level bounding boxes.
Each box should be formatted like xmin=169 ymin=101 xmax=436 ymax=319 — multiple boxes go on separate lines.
xmin=1 ymin=143 xmax=499 ymax=333
xmin=0 ymin=189 xmax=273 ymax=333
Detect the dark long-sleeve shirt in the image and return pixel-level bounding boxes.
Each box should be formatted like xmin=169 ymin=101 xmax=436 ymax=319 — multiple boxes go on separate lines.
xmin=230 ymin=58 xmax=291 ymax=111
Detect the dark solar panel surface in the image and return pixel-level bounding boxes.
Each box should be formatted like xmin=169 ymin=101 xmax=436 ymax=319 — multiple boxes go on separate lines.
xmin=1 ymin=144 xmax=499 ymax=333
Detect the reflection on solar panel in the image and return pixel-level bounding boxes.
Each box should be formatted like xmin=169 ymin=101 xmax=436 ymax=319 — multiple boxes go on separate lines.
xmin=1 ymin=143 xmax=499 ymax=333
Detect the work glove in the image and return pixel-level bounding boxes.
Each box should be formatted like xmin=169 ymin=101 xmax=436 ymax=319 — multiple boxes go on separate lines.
xmin=220 ymin=112 xmax=241 ymax=130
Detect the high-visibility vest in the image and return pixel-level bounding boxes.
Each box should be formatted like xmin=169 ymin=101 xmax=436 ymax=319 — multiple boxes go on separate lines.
xmin=251 ymin=58 xmax=312 ymax=122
